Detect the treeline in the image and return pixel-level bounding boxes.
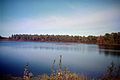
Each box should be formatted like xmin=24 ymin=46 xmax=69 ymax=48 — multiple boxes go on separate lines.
xmin=0 ymin=32 xmax=120 ymax=45
xmin=97 ymin=32 xmax=120 ymax=45
xmin=9 ymin=34 xmax=97 ymax=44
xmin=0 ymin=36 xmax=7 ymax=39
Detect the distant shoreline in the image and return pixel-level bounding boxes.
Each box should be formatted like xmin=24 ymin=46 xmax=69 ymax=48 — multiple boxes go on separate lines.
xmin=0 ymin=32 xmax=120 ymax=46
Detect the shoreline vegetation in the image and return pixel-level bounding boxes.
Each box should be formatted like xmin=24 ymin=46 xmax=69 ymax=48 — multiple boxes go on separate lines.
xmin=0 ymin=32 xmax=120 ymax=45
xmin=1 ymin=55 xmax=120 ymax=80
xmin=0 ymin=34 xmax=97 ymax=44
xmin=0 ymin=32 xmax=120 ymax=51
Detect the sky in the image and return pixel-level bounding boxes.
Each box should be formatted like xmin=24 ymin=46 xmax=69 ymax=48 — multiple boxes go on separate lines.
xmin=0 ymin=0 xmax=120 ymax=37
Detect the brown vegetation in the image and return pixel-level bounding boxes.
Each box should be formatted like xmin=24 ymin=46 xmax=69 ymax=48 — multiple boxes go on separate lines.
xmin=0 ymin=32 xmax=120 ymax=45
xmin=0 ymin=56 xmax=120 ymax=80
xmin=23 ymin=55 xmax=88 ymax=80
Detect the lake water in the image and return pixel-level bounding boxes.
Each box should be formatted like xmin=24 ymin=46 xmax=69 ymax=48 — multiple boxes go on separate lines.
xmin=0 ymin=41 xmax=120 ymax=78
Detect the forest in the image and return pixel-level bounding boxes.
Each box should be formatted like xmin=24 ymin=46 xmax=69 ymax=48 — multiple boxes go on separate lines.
xmin=0 ymin=32 xmax=120 ymax=45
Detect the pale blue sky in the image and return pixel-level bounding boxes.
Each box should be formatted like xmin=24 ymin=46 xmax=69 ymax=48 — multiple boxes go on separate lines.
xmin=0 ymin=0 xmax=120 ymax=37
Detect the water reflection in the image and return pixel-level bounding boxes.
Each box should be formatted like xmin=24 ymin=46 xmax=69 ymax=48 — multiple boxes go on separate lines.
xmin=0 ymin=41 xmax=120 ymax=78
xmin=5 ymin=42 xmax=84 ymax=52
xmin=99 ymin=45 xmax=120 ymax=57
xmin=99 ymin=44 xmax=120 ymax=50
xmin=32 ymin=45 xmax=81 ymax=51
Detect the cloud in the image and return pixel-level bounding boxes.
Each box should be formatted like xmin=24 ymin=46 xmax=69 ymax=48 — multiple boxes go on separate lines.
xmin=21 ymin=7 xmax=119 ymax=29
xmin=1 ymin=7 xmax=120 ymax=36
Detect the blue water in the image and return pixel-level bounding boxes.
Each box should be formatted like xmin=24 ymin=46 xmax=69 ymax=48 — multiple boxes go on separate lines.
xmin=0 ymin=41 xmax=120 ymax=77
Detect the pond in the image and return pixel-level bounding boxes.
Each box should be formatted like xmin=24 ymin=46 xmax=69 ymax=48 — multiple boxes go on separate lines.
xmin=0 ymin=41 xmax=120 ymax=78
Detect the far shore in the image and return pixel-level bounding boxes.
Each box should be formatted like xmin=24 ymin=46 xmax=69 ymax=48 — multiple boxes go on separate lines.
xmin=0 ymin=39 xmax=120 ymax=46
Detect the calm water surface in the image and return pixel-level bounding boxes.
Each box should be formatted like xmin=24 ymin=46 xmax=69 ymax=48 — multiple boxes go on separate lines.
xmin=0 ymin=41 xmax=120 ymax=77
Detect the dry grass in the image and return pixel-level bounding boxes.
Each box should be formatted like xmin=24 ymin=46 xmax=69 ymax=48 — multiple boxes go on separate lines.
xmin=1 ymin=56 xmax=119 ymax=80
xmin=23 ymin=55 xmax=88 ymax=80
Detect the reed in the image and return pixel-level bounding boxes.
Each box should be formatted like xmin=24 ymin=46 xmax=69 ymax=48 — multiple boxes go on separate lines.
xmin=22 ymin=55 xmax=88 ymax=80
xmin=1 ymin=57 xmax=119 ymax=80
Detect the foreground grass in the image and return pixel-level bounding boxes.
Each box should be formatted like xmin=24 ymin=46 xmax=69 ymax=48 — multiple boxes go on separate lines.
xmin=1 ymin=71 xmax=88 ymax=80
xmin=22 ymin=55 xmax=88 ymax=80
xmin=1 ymin=56 xmax=120 ymax=80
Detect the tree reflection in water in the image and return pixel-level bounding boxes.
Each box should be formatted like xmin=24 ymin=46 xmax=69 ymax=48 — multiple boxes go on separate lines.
xmin=99 ymin=45 xmax=120 ymax=57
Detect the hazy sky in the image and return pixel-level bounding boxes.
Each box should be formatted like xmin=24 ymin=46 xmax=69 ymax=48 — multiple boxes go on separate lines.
xmin=0 ymin=0 xmax=120 ymax=37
